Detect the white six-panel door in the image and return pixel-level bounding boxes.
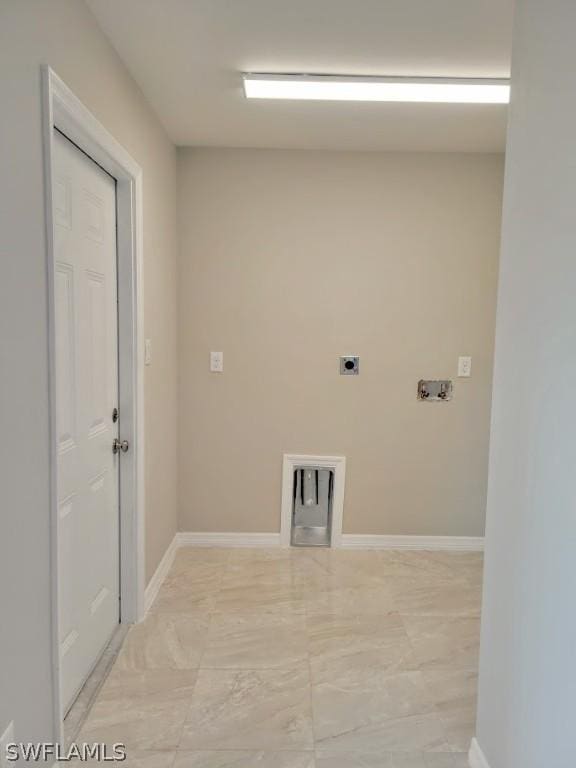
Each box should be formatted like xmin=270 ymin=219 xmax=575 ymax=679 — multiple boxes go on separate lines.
xmin=53 ymin=129 xmax=120 ymax=713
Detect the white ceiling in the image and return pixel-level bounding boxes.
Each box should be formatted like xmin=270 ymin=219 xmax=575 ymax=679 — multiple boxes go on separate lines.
xmin=87 ymin=0 xmax=514 ymax=152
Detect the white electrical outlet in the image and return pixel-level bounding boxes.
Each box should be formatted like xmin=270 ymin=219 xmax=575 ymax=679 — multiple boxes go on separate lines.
xmin=0 ymin=721 xmax=15 ymax=768
xmin=210 ymin=351 xmax=223 ymax=373
xmin=458 ymin=356 xmax=472 ymax=377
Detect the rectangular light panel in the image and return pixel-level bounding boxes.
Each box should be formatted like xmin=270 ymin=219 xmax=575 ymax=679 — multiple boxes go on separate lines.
xmin=243 ymin=74 xmax=510 ymax=104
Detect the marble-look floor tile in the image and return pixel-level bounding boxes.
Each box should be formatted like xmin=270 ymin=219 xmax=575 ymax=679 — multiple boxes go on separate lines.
xmin=312 ymin=671 xmax=449 ymax=752
xmin=151 ymin=592 xmax=216 ymax=614
xmin=295 ymin=550 xmax=390 ymax=590
xmin=390 ymin=582 xmax=481 ymax=618
xmin=163 ymin=566 xmax=225 ymax=594
xmin=315 ymin=753 xmax=465 ymax=767
xmin=74 ymin=548 xmax=482 ymax=761
xmin=381 ymin=550 xmax=483 ymax=583
xmin=202 ymin=614 xmax=308 ymax=669
xmin=327 ymin=549 xmax=390 ymax=571
xmin=288 ymin=547 xmax=335 ymax=570
xmin=59 ymin=751 xmax=177 ymax=767
xmin=316 ymin=751 xmax=416 ymax=767
xmin=419 ymin=552 xmax=483 ymax=591
xmin=445 ymin=757 xmax=470 ymax=768
xmin=422 ymin=670 xmax=477 ymax=752
xmin=95 ymin=665 xmax=198 ymax=701
xmin=151 ymin=565 xmax=222 ymax=614
xmin=369 ymin=553 xmax=453 ymax=586
xmin=116 ymin=751 xmax=177 ymax=768
xmin=181 ymin=666 xmax=314 ymax=751
xmin=221 ymin=559 xmax=302 ymax=591
xmin=416 ymin=551 xmax=483 ymax=571
xmin=461 ymin=565 xmax=483 ymax=589
xmin=290 ymin=552 xmax=337 ymax=589
xmin=79 ymin=670 xmax=197 ymax=750
xmin=166 ymin=561 xmax=224 ymax=589
xmin=307 ymin=614 xmax=414 ymax=684
xmin=115 ymin=614 xmax=209 ymax=671
xmin=401 ymin=616 xmax=480 ymax=671
xmin=172 ymin=548 xmax=231 ymax=571
xmin=228 ymin=548 xmax=295 ymax=563
xmin=305 ymin=583 xmax=397 ymax=615
xmin=173 ymin=752 xmax=315 ymax=768
xmin=418 ymin=756 xmax=469 ymax=768
xmin=214 ymin=581 xmax=306 ymax=614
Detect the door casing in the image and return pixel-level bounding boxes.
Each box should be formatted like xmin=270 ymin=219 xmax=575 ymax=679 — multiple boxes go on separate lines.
xmin=42 ymin=67 xmax=145 ymax=741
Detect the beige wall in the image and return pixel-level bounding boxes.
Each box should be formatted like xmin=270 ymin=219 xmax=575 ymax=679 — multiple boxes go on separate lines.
xmin=178 ymin=148 xmax=503 ymax=537
xmin=0 ymin=0 xmax=178 ymax=741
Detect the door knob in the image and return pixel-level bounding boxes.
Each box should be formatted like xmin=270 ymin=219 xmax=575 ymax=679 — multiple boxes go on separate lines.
xmin=112 ymin=438 xmax=129 ymax=454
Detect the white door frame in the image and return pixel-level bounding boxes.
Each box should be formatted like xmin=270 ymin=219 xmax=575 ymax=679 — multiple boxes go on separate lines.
xmin=42 ymin=67 xmax=145 ymax=737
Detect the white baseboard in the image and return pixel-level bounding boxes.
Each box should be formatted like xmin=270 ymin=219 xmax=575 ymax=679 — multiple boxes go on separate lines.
xmin=175 ymin=531 xmax=483 ymax=551
xmin=340 ymin=534 xmax=485 ymax=551
xmin=177 ymin=532 xmax=281 ymax=548
xmin=144 ymin=534 xmax=178 ymax=614
xmin=469 ymin=738 xmax=491 ymax=768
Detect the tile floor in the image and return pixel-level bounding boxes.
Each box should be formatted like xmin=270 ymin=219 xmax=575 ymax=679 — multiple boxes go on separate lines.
xmin=78 ymin=547 xmax=482 ymax=767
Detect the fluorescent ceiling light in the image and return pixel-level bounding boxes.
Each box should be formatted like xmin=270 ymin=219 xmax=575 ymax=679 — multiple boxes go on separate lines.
xmin=243 ymin=74 xmax=510 ymax=104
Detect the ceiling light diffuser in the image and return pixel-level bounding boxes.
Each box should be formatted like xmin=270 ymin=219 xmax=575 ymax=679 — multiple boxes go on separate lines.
xmin=243 ymin=74 xmax=510 ymax=104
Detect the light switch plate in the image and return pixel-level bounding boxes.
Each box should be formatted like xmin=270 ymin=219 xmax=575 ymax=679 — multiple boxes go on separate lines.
xmin=210 ymin=351 xmax=224 ymax=373
xmin=458 ymin=356 xmax=472 ymax=377
xmin=0 ymin=721 xmax=15 ymax=768
xmin=144 ymin=339 xmax=152 ymax=366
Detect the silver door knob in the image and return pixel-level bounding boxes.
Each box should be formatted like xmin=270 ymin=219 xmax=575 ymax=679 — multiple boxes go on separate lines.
xmin=112 ymin=438 xmax=130 ymax=454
